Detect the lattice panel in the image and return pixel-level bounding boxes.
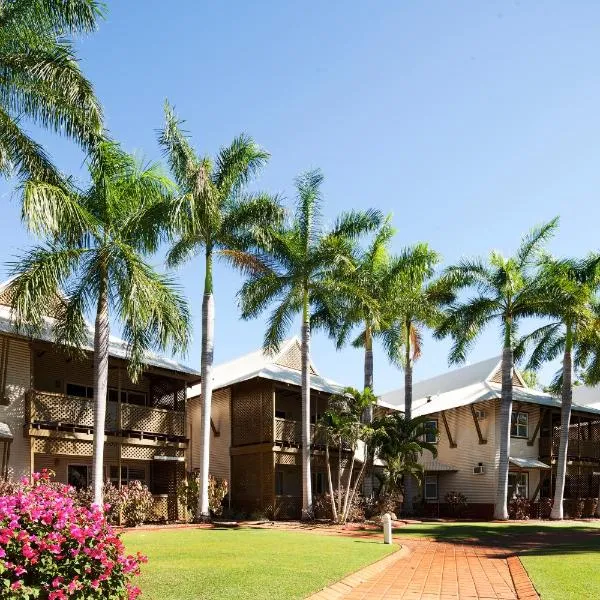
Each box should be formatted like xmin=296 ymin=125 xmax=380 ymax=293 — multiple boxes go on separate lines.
xmin=275 ymin=342 xmax=316 ymax=374
xmin=232 ymin=382 xmax=272 ymax=445
xmin=29 ymin=390 xmax=118 ymax=430
xmin=32 ymin=438 xmax=94 ymax=456
xmin=150 ymin=377 xmax=186 ymax=412
xmin=121 ymin=403 xmax=184 ymax=437
xmin=489 ymin=367 xmax=523 ymax=387
xmin=120 ymin=445 xmax=184 ymax=460
xmin=275 ymin=452 xmax=299 ymax=466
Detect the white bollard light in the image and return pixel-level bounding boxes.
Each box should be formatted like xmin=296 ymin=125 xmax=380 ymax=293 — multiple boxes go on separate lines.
xmin=382 ymin=513 xmax=392 ymax=545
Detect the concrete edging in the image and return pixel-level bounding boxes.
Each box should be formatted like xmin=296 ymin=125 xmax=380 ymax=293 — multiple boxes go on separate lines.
xmin=306 ymin=545 xmax=410 ymax=600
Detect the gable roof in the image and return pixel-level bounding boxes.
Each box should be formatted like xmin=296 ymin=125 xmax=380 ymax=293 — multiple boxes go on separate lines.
xmin=380 ymin=356 xmax=600 ymax=418
xmin=0 ymin=279 xmax=200 ymax=379
xmin=188 ymin=337 xmax=344 ymax=397
xmin=572 ymin=385 xmax=600 ymax=410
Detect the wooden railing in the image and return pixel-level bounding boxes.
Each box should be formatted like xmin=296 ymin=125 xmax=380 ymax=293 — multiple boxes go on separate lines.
xmin=273 ymin=417 xmax=326 ymax=446
xmin=27 ymin=389 xmax=185 ymax=438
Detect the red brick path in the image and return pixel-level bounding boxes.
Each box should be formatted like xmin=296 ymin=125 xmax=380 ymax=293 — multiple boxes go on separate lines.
xmin=309 ymin=539 xmax=539 ymax=600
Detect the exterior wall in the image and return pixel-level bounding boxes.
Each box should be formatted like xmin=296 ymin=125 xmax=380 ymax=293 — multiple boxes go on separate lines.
xmin=419 ymin=399 xmax=544 ymax=515
xmin=421 ymin=399 xmax=498 ymax=506
xmin=33 ymin=346 xmax=149 ymax=396
xmin=186 ymin=386 xmax=231 ymax=482
xmin=231 ymin=379 xmax=274 ymax=446
xmin=231 ymin=450 xmax=274 ymax=516
xmin=0 ymin=336 xmax=31 ymax=478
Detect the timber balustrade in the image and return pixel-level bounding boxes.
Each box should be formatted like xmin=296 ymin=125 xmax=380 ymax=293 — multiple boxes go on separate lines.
xmin=26 ymin=389 xmax=185 ymax=438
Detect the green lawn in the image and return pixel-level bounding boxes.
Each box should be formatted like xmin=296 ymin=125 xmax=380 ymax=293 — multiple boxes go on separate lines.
xmin=383 ymin=521 xmax=600 ymax=600
xmin=124 ymin=528 xmax=395 ymax=600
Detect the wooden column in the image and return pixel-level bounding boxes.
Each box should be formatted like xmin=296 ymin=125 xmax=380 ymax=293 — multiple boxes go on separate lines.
xmin=470 ymin=405 xmax=487 ymax=444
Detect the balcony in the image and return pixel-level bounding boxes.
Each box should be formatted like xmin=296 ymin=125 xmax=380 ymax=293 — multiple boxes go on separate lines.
xmin=539 ymin=437 xmax=600 ymax=461
xmin=273 ymin=417 xmax=330 ymax=447
xmin=26 ymin=389 xmax=186 ymax=440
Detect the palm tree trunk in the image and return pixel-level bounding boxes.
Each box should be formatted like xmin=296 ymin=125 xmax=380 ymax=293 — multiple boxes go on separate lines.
xmin=341 ymin=450 xmax=356 ymax=523
xmin=198 ymin=248 xmax=215 ymax=519
xmin=494 ymin=339 xmax=514 ymax=520
xmin=346 ymin=444 xmax=368 ymax=522
xmin=300 ymin=289 xmax=313 ymax=520
xmin=550 ymin=324 xmax=573 ymax=520
xmin=364 ymin=323 xmax=374 ymax=393
xmin=403 ymin=321 xmax=414 ymax=515
xmin=325 ymin=440 xmax=338 ymax=522
xmin=337 ymin=441 xmax=342 ymax=517
xmin=92 ymin=272 xmax=109 ymax=506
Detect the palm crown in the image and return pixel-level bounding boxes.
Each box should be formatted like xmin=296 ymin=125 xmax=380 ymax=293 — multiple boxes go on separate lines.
xmin=238 ymin=169 xmax=383 ymax=351
xmin=8 ymin=140 xmax=189 ymax=378
xmin=0 ymin=0 xmax=104 ymax=182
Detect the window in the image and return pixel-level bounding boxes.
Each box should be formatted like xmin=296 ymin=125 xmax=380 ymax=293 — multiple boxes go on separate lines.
xmin=108 ymin=465 xmax=146 ymax=486
xmin=68 ymin=465 xmax=90 ymax=489
xmin=507 ymin=472 xmax=528 ymax=499
xmin=66 ymin=383 xmax=93 ymax=398
xmin=424 ymin=420 xmax=438 ymax=444
xmin=275 ymin=470 xmax=284 ymax=495
xmin=275 ymin=410 xmax=286 ymax=419
xmin=424 ymin=475 xmax=438 ymax=500
xmin=511 ymin=412 xmax=529 ymax=438
xmin=108 ymin=389 xmax=147 ymax=406
xmin=312 ymin=471 xmax=325 ymax=494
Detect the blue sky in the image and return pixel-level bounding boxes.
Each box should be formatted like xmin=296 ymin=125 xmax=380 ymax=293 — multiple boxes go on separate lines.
xmin=1 ymin=1 xmax=599 ymax=393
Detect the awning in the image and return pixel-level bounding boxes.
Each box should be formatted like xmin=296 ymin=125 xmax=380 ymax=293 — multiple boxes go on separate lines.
xmin=0 ymin=422 xmax=12 ymax=440
xmin=421 ymin=459 xmax=458 ymax=473
xmin=509 ymin=457 xmax=550 ymax=469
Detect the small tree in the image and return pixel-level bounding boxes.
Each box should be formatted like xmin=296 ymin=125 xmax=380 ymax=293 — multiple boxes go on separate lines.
xmin=319 ymin=387 xmax=376 ymax=523
xmin=371 ymin=414 xmax=438 ymax=502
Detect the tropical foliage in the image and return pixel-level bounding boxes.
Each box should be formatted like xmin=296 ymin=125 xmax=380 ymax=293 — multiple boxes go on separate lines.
xmin=159 ymin=103 xmax=283 ymax=518
xmin=0 ymin=0 xmax=103 ymax=182
xmin=318 ymin=387 xmax=377 ymax=523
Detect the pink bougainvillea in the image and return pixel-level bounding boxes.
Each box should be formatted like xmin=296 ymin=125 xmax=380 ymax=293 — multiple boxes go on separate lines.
xmin=0 ymin=470 xmax=146 ymax=599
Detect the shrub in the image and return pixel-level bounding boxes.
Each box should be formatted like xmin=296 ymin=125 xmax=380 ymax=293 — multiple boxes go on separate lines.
xmin=583 ymin=497 xmax=597 ymax=517
xmin=508 ymin=496 xmax=530 ymax=520
xmin=0 ymin=469 xmax=146 ymax=599
xmin=119 ymin=481 xmax=154 ymax=527
xmin=75 ymin=482 xmax=122 ymax=524
xmin=313 ymin=491 xmax=365 ymax=522
xmin=177 ymin=473 xmax=229 ymax=520
xmin=444 ymin=491 xmax=468 ymax=518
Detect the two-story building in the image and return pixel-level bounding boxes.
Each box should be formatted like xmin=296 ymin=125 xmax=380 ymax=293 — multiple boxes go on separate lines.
xmin=187 ymin=338 xmax=356 ymax=519
xmin=0 ymin=280 xmax=200 ymax=521
xmin=380 ymin=357 xmax=600 ymax=518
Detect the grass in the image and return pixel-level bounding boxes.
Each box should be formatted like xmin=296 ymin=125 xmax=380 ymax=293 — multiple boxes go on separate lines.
xmin=382 ymin=520 xmax=600 ymax=600
xmin=124 ymin=528 xmax=395 ymax=600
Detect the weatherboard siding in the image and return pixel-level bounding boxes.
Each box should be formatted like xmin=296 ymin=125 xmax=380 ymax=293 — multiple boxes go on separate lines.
xmin=0 ymin=336 xmax=31 ymax=478
xmin=187 ymin=387 xmax=232 ymax=482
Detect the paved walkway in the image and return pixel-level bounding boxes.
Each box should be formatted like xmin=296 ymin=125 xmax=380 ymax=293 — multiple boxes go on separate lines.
xmin=310 ymin=539 xmax=539 ymax=600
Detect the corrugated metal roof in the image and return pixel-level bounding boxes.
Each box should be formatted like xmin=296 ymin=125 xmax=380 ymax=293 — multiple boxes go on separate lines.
xmin=379 ymin=357 xmax=600 ymax=418
xmin=420 ymin=459 xmax=458 ymax=472
xmin=188 ymin=338 xmax=344 ymax=397
xmin=509 ymin=457 xmax=550 ymax=469
xmin=0 ymin=303 xmax=200 ymax=379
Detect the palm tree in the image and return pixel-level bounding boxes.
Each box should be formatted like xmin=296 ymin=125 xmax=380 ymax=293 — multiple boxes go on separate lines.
xmin=435 ymin=218 xmax=558 ymax=520
xmin=8 ymin=140 xmax=190 ymax=506
xmin=237 ymin=169 xmax=382 ymax=519
xmin=516 ymin=255 xmax=600 ymax=519
xmin=1 ymin=0 xmax=103 ymax=182
xmin=158 ymin=103 xmax=283 ymax=519
xmin=371 ymin=413 xmax=438 ymax=497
